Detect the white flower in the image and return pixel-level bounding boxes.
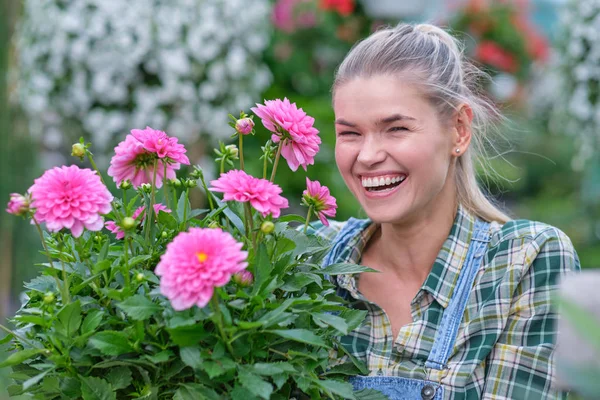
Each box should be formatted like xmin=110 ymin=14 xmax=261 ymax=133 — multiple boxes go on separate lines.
xmin=15 ymin=0 xmax=273 ymax=166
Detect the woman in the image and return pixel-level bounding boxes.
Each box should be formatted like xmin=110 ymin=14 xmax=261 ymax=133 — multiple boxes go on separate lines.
xmin=312 ymin=23 xmax=580 ymax=399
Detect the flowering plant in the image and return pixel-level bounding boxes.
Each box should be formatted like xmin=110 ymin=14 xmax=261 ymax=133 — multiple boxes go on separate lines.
xmin=448 ymin=0 xmax=548 ymax=82
xmin=1 ymin=100 xmax=386 ymax=399
xmin=14 ymin=0 xmax=272 ymax=162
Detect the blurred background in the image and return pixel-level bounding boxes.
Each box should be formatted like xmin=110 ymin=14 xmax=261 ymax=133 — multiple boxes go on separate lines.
xmin=1 ymin=0 xmax=599 ymax=394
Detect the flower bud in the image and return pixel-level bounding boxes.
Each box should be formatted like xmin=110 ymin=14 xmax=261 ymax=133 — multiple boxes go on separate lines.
xmin=161 ymin=230 xmax=169 ymax=239
xmin=121 ymin=217 xmax=137 ymax=230
xmin=71 ymin=143 xmax=86 ymax=158
xmin=170 ymin=178 xmax=182 ymax=188
xmin=260 ymin=221 xmax=275 ymax=234
xmin=6 ymin=193 xmax=30 ymax=216
xmin=207 ymin=221 xmax=219 ymax=229
xmin=135 ymin=273 xmax=145 ymax=282
xmin=94 ymin=234 xmax=103 ymax=242
xmin=225 ymin=144 xmax=239 ymax=158
xmin=232 ymin=270 xmax=254 ymax=287
xmin=119 ymin=180 xmax=132 ymax=190
xmin=43 ymin=292 xmax=55 ymax=304
xmin=190 ymin=168 xmax=203 ymax=179
xmin=140 ymin=183 xmax=152 ymax=193
xmin=186 ymin=179 xmax=197 ymax=188
xmin=235 ymin=117 xmax=254 ymax=135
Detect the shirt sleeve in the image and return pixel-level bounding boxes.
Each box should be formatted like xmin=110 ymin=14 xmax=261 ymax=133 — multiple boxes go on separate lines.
xmin=481 ymin=227 xmax=580 ymax=400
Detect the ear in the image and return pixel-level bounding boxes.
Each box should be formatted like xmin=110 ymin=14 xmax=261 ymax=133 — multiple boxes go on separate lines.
xmin=452 ymin=103 xmax=473 ymax=156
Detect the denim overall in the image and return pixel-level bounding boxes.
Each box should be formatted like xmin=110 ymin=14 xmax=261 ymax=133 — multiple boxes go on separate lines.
xmin=322 ymin=218 xmax=491 ymax=400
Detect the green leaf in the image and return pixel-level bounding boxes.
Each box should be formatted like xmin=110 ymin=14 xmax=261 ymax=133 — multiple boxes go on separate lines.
xmin=180 ymin=347 xmax=203 ymax=370
xmin=79 ymin=376 xmax=116 ymax=400
xmin=318 ymin=263 xmax=379 ymax=275
xmin=281 ymin=273 xmax=322 ymax=292
xmin=23 ymin=275 xmax=57 ymax=293
xmin=0 ymin=334 xmax=13 ymax=344
xmin=174 ymin=383 xmax=221 ymax=400
xmin=339 ymin=309 xmax=368 ymax=333
xmin=335 ymin=339 xmax=369 ymax=375
xmin=268 ymin=329 xmax=329 ymax=348
xmin=56 ymin=300 xmax=82 ymax=337
xmin=257 ymin=298 xmax=295 ymax=327
xmin=157 ymin=210 xmax=178 ymax=230
xmin=312 ymin=312 xmax=349 ymax=335
xmin=22 ymin=367 xmax=55 ymax=390
xmin=314 ymin=379 xmax=356 ymax=399
xmin=167 ymin=324 xmax=207 ymax=347
xmin=177 ymin=191 xmax=191 ymax=222
xmin=127 ymin=254 xmax=152 ymax=267
xmin=252 ymin=243 xmax=272 ymax=297
xmin=238 ymin=366 xmax=273 ymax=399
xmin=0 ymin=349 xmax=46 ymax=368
xmin=252 ymin=362 xmax=296 ymax=375
xmin=89 ymin=331 xmax=133 ymax=356
xmin=354 ymin=388 xmax=391 ymax=400
xmin=278 ymin=214 xmax=306 ymax=223
xmin=116 ymin=295 xmax=160 ymax=321
xmin=105 ymin=367 xmax=132 ymax=390
xmin=322 ymin=362 xmax=364 ymax=377
xmin=81 ymin=310 xmax=104 ymax=335
xmin=93 ymin=259 xmax=112 ymax=274
xmin=144 ymin=350 xmax=173 ymax=364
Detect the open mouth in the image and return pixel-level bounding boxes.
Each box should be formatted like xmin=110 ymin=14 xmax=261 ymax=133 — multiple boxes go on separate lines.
xmin=361 ymin=175 xmax=406 ymax=193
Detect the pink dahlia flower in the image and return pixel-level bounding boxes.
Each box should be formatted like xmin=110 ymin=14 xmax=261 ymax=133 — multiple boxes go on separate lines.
xmin=156 ymin=228 xmax=248 ymax=310
xmin=105 ymin=203 xmax=170 ymax=239
xmin=251 ymin=98 xmax=321 ymax=171
xmin=108 ymin=127 xmax=190 ymax=189
xmin=233 ymin=270 xmax=254 ymax=287
xmin=303 ymin=178 xmax=337 ymax=226
xmin=29 ymin=165 xmax=113 ymax=237
xmin=209 ymin=170 xmax=289 ymax=218
xmin=6 ymin=193 xmax=30 ymax=216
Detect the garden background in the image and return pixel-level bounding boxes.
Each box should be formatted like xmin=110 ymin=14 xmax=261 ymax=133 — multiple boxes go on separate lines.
xmin=1 ymin=0 xmax=599 ymax=396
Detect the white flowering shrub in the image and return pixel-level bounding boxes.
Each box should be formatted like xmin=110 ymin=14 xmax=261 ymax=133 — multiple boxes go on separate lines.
xmin=555 ymin=0 xmax=600 ymax=168
xmin=14 ymin=0 xmax=273 ymax=163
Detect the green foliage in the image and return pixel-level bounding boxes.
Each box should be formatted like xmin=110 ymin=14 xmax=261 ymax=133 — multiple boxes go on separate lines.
xmin=1 ymin=133 xmax=374 ymax=399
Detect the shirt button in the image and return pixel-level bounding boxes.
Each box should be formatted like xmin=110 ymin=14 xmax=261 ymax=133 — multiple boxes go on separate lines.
xmin=421 ymin=384 xmax=436 ymax=400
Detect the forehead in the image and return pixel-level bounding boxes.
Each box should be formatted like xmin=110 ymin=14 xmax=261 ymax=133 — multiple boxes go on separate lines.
xmin=333 ymin=75 xmax=434 ymax=121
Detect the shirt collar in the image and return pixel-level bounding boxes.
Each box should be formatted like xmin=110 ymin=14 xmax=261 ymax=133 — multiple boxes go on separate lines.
xmin=420 ymin=204 xmax=476 ymax=308
xmin=337 ymin=205 xmax=477 ymax=309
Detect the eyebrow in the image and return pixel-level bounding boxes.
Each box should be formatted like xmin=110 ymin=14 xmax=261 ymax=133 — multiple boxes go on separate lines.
xmin=334 ymin=114 xmax=416 ymax=127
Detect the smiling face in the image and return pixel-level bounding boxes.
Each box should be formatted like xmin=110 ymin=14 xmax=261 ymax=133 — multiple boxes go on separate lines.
xmin=333 ymin=75 xmax=459 ymax=226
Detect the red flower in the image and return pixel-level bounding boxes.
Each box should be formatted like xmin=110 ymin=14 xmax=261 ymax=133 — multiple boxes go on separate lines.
xmin=475 ymin=41 xmax=518 ymax=74
xmin=319 ymin=0 xmax=354 ymax=16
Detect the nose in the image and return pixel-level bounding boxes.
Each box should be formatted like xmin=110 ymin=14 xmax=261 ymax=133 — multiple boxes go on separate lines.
xmin=356 ymin=135 xmax=386 ymax=166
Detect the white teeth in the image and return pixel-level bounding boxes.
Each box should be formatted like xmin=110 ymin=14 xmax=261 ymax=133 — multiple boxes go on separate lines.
xmin=361 ymin=175 xmax=406 ymax=188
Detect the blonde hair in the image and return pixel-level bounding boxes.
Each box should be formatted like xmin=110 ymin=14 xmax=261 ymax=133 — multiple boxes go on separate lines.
xmin=333 ymin=23 xmax=511 ymax=224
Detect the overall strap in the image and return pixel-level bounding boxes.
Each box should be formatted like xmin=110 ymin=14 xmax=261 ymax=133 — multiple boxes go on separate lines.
xmin=321 ymin=218 xmax=371 ymax=298
xmin=425 ymin=219 xmax=492 ymax=370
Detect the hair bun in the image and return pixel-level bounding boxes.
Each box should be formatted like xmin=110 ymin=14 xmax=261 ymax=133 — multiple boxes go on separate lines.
xmin=414 ymin=23 xmax=460 ymax=54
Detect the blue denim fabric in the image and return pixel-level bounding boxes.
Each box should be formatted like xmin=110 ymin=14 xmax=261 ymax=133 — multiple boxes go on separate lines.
xmin=323 ymin=218 xmax=491 ymax=399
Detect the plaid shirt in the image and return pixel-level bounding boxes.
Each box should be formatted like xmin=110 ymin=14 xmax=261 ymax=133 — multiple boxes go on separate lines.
xmin=311 ymin=206 xmax=580 ymax=400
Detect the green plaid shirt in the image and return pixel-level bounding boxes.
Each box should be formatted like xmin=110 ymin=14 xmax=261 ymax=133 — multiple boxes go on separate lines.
xmin=311 ymin=206 xmax=580 ymax=399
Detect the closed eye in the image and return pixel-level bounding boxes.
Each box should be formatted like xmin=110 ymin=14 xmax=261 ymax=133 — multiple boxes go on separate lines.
xmin=337 ymin=131 xmax=360 ymax=136
xmin=389 ymin=126 xmax=409 ymax=132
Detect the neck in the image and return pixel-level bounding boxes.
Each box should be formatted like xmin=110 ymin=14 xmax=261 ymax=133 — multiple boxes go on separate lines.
xmin=369 ymin=194 xmax=458 ymax=284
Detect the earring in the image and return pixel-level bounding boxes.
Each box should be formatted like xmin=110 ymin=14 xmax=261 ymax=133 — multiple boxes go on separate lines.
xmin=455 ymin=148 xmax=461 ymax=154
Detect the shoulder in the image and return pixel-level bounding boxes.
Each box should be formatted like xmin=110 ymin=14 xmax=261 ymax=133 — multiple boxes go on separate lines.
xmin=487 ymin=218 xmax=580 ymax=281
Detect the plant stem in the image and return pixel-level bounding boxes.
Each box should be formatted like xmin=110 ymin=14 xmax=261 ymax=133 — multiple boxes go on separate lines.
xmin=86 ymin=151 xmax=106 ymax=187
xmin=163 ymin=162 xmax=169 ymax=210
xmin=32 ymin=218 xmax=65 ymax=302
xmin=123 ymin=235 xmax=131 ymax=288
xmin=268 ymin=348 xmax=291 ymax=360
xmin=57 ymin=252 xmax=70 ymax=304
xmin=270 ymin=141 xmax=283 ymax=183
xmin=145 ymin=159 xmax=158 ymax=243
xmin=239 ymin=134 xmax=244 ymax=171
xmin=210 ymin=295 xmax=235 ymax=356
xmin=243 ymin=203 xmax=256 ymax=250
xmin=0 ymin=323 xmax=37 ymax=348
xmin=304 ymin=205 xmax=313 ymax=234
xmin=180 ymin=188 xmax=189 ymax=230
xmin=220 ymin=157 xmax=226 ymax=175
xmin=263 ymin=153 xmax=268 ymax=180
xmin=199 ymin=173 xmax=215 ymax=210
